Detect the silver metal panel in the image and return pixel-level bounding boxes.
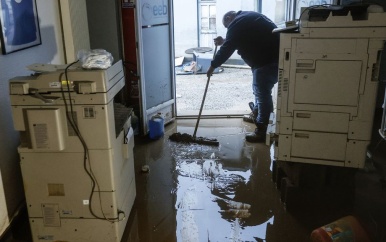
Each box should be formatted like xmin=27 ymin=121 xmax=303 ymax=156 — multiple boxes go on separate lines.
xmin=136 ymin=0 xmax=175 ymax=135
xmin=142 ymin=26 xmax=173 ymax=109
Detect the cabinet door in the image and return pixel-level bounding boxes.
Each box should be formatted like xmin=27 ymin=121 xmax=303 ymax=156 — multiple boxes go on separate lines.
xmin=291 ymin=131 xmax=347 ymax=161
xmin=294 ymin=60 xmax=362 ymax=106
xmin=293 ymin=111 xmax=349 ymax=133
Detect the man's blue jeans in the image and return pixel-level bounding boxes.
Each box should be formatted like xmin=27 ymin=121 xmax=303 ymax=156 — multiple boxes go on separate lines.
xmin=252 ymin=63 xmax=278 ymax=125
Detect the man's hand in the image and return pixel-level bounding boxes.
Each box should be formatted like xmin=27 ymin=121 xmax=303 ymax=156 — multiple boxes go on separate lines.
xmin=207 ymin=66 xmax=215 ymax=78
xmin=214 ymin=36 xmax=224 ymax=46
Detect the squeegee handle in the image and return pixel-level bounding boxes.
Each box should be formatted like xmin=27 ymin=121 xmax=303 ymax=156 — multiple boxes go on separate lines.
xmin=193 ymin=45 xmax=218 ymax=138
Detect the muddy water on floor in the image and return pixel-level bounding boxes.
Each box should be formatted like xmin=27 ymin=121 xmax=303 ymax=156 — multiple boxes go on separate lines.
xmin=127 ymin=121 xmax=309 ymax=242
xmin=171 ymin=131 xmax=276 ymax=241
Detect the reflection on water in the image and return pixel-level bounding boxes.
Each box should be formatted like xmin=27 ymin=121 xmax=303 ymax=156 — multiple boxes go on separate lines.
xmin=170 ymin=132 xmax=275 ymax=241
xmin=126 ymin=120 xmax=311 ymax=242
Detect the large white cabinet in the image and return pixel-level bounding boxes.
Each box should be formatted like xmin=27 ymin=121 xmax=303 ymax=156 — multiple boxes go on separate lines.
xmin=270 ymin=6 xmax=386 ymax=168
xmin=9 ymin=61 xmax=136 ymax=242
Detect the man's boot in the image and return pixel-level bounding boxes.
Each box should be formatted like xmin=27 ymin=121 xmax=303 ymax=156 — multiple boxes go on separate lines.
xmin=245 ymin=123 xmax=267 ymax=143
xmin=243 ymin=102 xmax=258 ymax=124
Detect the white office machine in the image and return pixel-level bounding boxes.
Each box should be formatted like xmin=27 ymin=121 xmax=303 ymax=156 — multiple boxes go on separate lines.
xmin=9 ymin=60 xmax=136 ymax=242
xmin=269 ymin=5 xmax=386 ymax=168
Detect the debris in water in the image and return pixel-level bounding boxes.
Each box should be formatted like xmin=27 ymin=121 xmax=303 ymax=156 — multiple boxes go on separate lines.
xmin=169 ymin=132 xmax=219 ymax=146
xmin=221 ymin=209 xmax=251 ymax=219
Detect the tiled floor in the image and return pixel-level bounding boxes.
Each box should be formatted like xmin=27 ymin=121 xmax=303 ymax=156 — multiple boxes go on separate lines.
xmin=4 ymin=112 xmax=386 ymax=242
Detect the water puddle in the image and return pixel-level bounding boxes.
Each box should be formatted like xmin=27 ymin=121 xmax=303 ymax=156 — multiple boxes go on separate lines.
xmin=170 ymin=133 xmax=275 ymax=241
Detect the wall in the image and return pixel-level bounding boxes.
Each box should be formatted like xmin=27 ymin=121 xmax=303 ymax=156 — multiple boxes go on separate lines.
xmin=86 ymin=0 xmax=122 ymax=62
xmin=60 ymin=0 xmax=90 ymax=62
xmin=173 ymin=0 xmax=198 ymax=58
xmin=173 ymin=0 xmax=257 ymax=62
xmin=0 ymin=0 xmax=65 ymax=236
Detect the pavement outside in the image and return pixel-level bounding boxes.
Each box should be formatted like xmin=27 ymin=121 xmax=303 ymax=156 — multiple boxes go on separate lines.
xmin=176 ymin=66 xmax=255 ymax=116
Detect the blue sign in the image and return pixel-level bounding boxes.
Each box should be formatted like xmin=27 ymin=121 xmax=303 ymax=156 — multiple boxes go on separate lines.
xmin=141 ymin=0 xmax=168 ymax=25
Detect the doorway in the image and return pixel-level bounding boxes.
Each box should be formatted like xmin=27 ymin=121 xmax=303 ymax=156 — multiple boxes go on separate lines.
xmin=176 ymin=67 xmax=254 ymax=116
xmin=173 ymin=0 xmax=287 ymax=117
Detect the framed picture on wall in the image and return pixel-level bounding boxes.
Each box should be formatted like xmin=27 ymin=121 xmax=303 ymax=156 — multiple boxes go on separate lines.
xmin=0 ymin=0 xmax=41 ymax=54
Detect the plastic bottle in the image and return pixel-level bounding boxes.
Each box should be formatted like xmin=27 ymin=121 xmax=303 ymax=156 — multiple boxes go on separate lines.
xmin=310 ymin=215 xmax=371 ymax=242
xmin=148 ymin=113 xmax=164 ymax=140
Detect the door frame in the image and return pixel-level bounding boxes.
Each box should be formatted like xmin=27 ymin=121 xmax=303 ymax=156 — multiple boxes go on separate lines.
xmin=135 ymin=0 xmax=176 ymax=135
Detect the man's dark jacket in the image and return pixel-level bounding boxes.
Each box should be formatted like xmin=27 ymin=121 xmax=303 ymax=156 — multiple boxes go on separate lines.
xmin=211 ymin=11 xmax=279 ymax=69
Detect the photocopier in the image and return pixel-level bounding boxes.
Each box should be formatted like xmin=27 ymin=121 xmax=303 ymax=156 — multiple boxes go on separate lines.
xmin=268 ymin=4 xmax=386 ymax=168
xmin=9 ymin=60 xmax=136 ymax=242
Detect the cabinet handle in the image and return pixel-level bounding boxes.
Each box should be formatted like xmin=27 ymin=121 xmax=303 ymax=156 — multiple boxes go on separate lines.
xmin=295 ymin=133 xmax=309 ymax=138
xmin=285 ymin=51 xmax=290 ymax=61
xmin=296 ymin=113 xmax=311 ymax=118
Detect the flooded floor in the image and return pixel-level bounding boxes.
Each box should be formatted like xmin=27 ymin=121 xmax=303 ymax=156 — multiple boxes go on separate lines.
xmin=5 ymin=117 xmax=386 ymax=242
xmin=121 ymin=118 xmax=383 ymax=242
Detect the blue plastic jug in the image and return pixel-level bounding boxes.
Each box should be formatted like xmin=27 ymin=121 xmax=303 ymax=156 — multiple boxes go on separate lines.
xmin=149 ymin=113 xmax=164 ymax=140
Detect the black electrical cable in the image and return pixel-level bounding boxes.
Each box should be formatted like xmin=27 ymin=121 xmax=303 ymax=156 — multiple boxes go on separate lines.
xmin=59 ymin=61 xmax=125 ymax=222
xmin=61 ymin=66 xmax=123 ymax=222
xmin=59 ymin=67 xmax=101 ymax=220
xmin=124 ymin=128 xmax=129 ymax=144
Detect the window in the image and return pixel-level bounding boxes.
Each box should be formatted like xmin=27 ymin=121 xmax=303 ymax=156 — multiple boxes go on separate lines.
xmin=198 ymin=1 xmax=217 ymax=48
xmin=295 ymin=0 xmax=332 ymax=19
xmin=262 ymin=0 xmax=287 ymax=25
xmin=261 ymin=0 xmax=334 ymax=26
xmin=200 ymin=2 xmax=216 ymax=33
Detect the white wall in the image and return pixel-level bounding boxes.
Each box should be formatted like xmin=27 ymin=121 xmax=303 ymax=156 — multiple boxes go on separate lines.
xmin=173 ymin=0 xmax=198 ymax=58
xmin=0 ymin=0 xmax=65 ymax=236
xmin=61 ymin=0 xmax=90 ymax=62
xmin=216 ymin=1 xmax=256 ymax=39
xmin=173 ymin=0 xmax=256 ymax=61
xmin=86 ymin=0 xmax=122 ymax=62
